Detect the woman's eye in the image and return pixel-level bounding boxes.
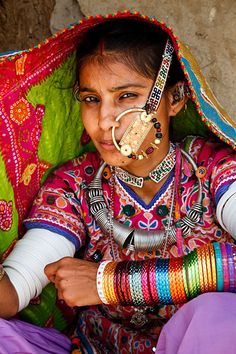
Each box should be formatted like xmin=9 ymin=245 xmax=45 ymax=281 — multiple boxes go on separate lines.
xmin=120 ymin=93 xmax=138 ymax=100
xmin=81 ymin=96 xmax=99 ymax=103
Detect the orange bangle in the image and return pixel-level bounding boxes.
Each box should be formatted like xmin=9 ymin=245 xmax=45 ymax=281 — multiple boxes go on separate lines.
xmin=196 ymin=247 xmax=205 ymax=294
xmin=103 ymin=262 xmax=118 ymax=304
xmin=174 ymin=257 xmax=187 ymax=303
xmin=168 ymin=258 xmax=180 ymax=304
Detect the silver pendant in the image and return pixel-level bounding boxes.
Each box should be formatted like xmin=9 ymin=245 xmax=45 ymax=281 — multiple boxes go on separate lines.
xmin=130 ymin=309 xmax=148 ymax=327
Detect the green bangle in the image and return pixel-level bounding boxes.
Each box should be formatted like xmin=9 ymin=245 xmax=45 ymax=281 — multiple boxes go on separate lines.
xmin=182 ymin=255 xmax=190 ymax=300
xmin=213 ymin=242 xmax=224 ymax=291
xmin=187 ymin=250 xmax=197 ymax=298
xmin=192 ymin=249 xmax=201 ymax=295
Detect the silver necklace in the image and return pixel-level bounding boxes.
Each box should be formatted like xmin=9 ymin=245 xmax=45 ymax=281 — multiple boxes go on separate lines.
xmin=115 ymin=143 xmax=176 ymax=188
xmin=88 ymin=150 xmax=203 ymax=252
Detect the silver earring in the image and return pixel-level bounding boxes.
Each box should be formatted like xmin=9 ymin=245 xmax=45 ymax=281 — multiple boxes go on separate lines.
xmin=172 ymin=82 xmax=185 ymax=103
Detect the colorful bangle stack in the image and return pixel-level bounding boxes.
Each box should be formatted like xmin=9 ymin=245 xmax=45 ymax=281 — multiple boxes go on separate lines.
xmin=96 ymin=242 xmax=236 ymax=306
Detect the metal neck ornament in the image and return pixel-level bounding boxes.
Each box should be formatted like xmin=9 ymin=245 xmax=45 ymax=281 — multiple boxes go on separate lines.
xmin=111 ymin=39 xmax=174 ymax=160
xmin=88 ymin=149 xmax=203 ymax=252
xmin=115 ymin=143 xmax=176 ymax=188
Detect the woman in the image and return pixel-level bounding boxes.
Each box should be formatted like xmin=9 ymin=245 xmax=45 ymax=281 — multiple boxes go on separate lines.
xmin=0 ymin=11 xmax=236 ymax=354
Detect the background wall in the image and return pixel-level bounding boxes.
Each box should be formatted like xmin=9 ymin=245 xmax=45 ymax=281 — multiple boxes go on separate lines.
xmin=0 ymin=0 xmax=236 ymax=119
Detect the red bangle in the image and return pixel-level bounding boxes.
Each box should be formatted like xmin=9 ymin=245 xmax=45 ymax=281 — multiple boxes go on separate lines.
xmin=141 ymin=260 xmax=153 ymax=305
xmin=169 ymin=258 xmax=180 ymax=304
xmin=114 ymin=262 xmax=126 ymax=304
xmin=149 ymin=259 xmax=159 ymax=303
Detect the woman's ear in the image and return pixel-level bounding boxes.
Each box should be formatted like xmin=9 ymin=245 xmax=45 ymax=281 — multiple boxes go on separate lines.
xmin=167 ymin=82 xmax=189 ymax=116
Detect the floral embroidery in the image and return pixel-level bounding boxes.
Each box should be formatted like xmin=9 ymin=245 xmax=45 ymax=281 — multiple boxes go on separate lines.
xmin=138 ymin=211 xmax=159 ymax=230
xmin=10 ymin=97 xmax=30 ymax=125
xmin=0 ymin=200 xmax=13 ymax=231
xmin=20 ymin=163 xmax=37 ymax=186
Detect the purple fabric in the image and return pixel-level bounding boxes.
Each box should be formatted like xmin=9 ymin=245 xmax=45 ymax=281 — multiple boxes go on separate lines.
xmin=0 ymin=318 xmax=71 ymax=353
xmin=156 ymin=292 xmax=236 ymax=354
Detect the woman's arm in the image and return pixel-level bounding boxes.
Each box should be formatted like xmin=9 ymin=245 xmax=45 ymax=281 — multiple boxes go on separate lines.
xmin=216 ymin=180 xmax=236 ymax=238
xmin=0 ymin=272 xmax=19 ymax=318
xmin=1 ymin=228 xmax=75 ymax=317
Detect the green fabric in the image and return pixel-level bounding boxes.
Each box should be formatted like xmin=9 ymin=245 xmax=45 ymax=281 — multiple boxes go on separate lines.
xmin=19 ymin=54 xmax=94 ymax=331
xmin=0 ymin=151 xmax=18 ymax=256
xmin=26 ymin=53 xmax=83 ymax=181
xmin=19 ymin=283 xmax=68 ymax=331
xmin=170 ymin=100 xmax=210 ymax=142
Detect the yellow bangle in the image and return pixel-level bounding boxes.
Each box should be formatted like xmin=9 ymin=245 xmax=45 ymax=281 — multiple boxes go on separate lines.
xmin=203 ymin=244 xmax=213 ymax=291
xmin=208 ymin=243 xmax=217 ymax=291
xmin=198 ymin=246 xmax=209 ymax=292
xmin=196 ymin=247 xmax=204 ymax=293
xmin=103 ymin=262 xmax=117 ymax=304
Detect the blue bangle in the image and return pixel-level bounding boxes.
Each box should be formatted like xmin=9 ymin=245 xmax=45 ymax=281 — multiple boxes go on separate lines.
xmin=213 ymin=242 xmax=224 ymax=291
xmin=156 ymin=258 xmax=173 ymax=304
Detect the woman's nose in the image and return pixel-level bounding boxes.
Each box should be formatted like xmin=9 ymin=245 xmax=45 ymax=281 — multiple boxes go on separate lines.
xmin=98 ymin=103 xmax=119 ymax=131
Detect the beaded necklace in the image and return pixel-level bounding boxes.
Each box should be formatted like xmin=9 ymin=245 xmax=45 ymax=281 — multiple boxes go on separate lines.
xmin=115 ymin=143 xmax=176 ymax=188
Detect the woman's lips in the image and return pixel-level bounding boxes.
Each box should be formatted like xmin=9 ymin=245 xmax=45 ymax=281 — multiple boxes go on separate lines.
xmin=100 ymin=140 xmax=117 ymax=151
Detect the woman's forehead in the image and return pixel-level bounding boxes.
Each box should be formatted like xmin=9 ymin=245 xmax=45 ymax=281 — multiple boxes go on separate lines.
xmin=79 ymin=60 xmax=147 ymax=82
xmin=79 ymin=60 xmax=152 ymax=91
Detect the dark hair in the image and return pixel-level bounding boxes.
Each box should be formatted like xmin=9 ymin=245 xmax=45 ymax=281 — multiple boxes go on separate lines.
xmin=75 ymin=19 xmax=185 ymax=89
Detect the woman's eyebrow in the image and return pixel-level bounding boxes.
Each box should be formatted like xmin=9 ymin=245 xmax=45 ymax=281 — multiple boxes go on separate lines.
xmin=79 ymin=87 xmax=96 ymax=93
xmin=79 ymin=84 xmax=148 ymax=93
xmin=110 ymin=84 xmax=148 ymax=91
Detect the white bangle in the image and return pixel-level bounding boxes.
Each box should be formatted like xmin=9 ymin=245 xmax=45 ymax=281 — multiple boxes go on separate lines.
xmin=96 ymin=261 xmax=111 ymax=304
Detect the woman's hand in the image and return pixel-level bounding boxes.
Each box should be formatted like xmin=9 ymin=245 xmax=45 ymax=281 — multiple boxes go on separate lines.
xmin=44 ymin=258 xmax=102 ymax=307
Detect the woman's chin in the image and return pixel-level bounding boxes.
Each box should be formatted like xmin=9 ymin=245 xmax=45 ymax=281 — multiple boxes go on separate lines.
xmin=98 ymin=150 xmax=129 ymax=167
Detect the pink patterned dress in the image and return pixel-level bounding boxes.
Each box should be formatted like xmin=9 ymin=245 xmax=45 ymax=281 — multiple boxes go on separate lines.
xmin=24 ymin=137 xmax=236 ymax=353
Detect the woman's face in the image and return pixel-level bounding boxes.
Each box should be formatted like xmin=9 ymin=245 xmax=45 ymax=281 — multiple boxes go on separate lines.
xmin=78 ymin=59 xmax=171 ymax=170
